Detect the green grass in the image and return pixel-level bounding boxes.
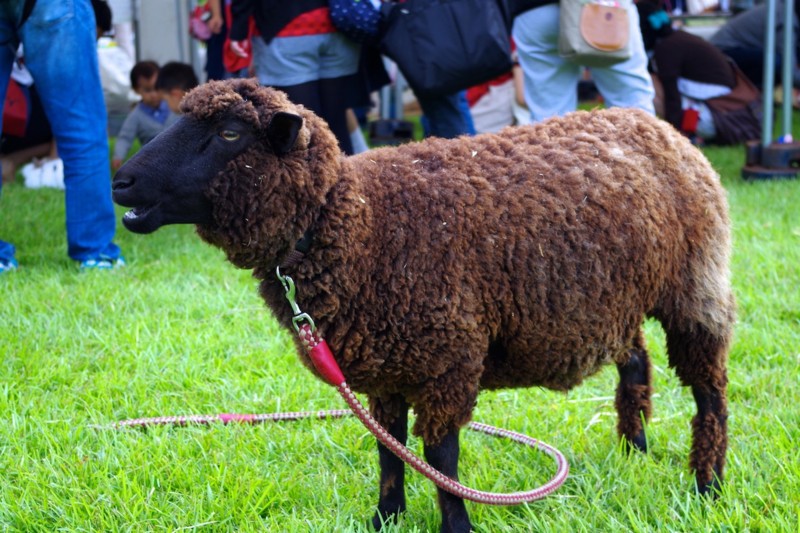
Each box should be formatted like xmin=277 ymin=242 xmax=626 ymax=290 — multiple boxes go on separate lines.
xmin=1 ymin=128 xmax=799 ymax=532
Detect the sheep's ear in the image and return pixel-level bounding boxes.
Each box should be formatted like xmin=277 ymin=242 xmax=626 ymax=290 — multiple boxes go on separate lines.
xmin=266 ymin=112 xmax=303 ymax=155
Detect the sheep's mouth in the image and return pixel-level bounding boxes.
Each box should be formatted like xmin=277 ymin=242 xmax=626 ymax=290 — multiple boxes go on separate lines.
xmin=122 ymin=204 xmax=161 ymax=234
xmin=124 ymin=205 xmax=154 ymax=220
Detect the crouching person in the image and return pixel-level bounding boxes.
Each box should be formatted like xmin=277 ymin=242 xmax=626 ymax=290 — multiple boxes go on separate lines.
xmin=638 ymin=1 xmax=762 ymax=145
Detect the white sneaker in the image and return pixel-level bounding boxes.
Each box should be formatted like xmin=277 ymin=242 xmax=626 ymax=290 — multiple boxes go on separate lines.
xmin=21 ymin=160 xmax=43 ymax=188
xmin=40 ymin=158 xmax=64 ymax=189
xmin=20 ymin=158 xmax=65 ymax=189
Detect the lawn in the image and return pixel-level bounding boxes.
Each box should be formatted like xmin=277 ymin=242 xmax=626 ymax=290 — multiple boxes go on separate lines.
xmin=0 ymin=123 xmax=798 ymax=531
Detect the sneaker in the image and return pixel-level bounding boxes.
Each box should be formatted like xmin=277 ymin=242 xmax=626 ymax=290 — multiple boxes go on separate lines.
xmin=20 ymin=157 xmax=64 ymax=189
xmin=0 ymin=256 xmax=18 ymax=274
xmin=21 ymin=160 xmax=44 ymax=189
xmin=39 ymin=158 xmax=64 ymax=189
xmin=79 ymin=256 xmax=126 ymax=271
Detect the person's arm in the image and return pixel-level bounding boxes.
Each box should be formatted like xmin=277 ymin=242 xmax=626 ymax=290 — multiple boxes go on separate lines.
xmin=229 ymin=0 xmax=255 ymax=41
xmin=652 ymin=44 xmax=684 ymax=132
xmin=513 ymin=65 xmax=527 ymax=108
xmin=112 ymin=109 xmax=139 ymax=168
xmin=660 ymin=75 xmax=684 ymax=132
xmin=207 ymin=0 xmax=224 ymax=34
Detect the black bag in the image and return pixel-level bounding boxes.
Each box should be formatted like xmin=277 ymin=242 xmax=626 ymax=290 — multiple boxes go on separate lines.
xmin=379 ymin=0 xmax=513 ymax=97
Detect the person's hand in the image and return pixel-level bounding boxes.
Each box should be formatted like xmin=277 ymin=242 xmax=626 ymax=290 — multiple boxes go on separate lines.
xmin=112 ymin=158 xmax=123 ymax=171
xmin=229 ymin=39 xmax=250 ymax=59
xmin=208 ymin=14 xmax=223 ymax=34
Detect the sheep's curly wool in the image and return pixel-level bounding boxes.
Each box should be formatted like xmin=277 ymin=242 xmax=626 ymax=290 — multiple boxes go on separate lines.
xmin=184 ymin=82 xmax=734 ymax=456
xmin=177 ymin=79 xmax=733 ymax=487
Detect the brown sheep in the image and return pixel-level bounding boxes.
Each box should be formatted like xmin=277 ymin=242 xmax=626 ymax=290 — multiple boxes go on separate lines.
xmin=112 ymin=78 xmax=735 ymax=533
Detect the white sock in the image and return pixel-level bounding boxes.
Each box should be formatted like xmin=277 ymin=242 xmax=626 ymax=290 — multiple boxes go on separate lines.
xmin=350 ymin=126 xmax=370 ymax=154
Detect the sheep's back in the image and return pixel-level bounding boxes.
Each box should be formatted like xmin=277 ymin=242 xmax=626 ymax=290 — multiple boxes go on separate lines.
xmin=339 ymin=108 xmax=728 ymax=392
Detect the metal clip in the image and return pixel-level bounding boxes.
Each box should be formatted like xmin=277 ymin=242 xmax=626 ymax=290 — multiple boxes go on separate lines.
xmin=276 ymin=267 xmax=316 ymax=333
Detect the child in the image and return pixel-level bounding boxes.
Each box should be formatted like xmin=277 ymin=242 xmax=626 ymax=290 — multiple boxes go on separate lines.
xmin=112 ymin=60 xmax=174 ymax=170
xmin=155 ymin=61 xmax=200 ymax=115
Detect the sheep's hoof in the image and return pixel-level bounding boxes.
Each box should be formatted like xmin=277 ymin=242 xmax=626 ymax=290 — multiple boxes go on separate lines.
xmin=439 ymin=518 xmax=474 ymax=533
xmin=371 ymin=506 xmax=404 ymax=531
xmin=627 ymin=430 xmax=648 ymax=454
xmin=619 ymin=430 xmax=647 ymax=455
xmin=696 ymin=474 xmax=723 ymax=499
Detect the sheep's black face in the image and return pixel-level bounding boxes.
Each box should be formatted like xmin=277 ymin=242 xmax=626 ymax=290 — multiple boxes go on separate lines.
xmin=112 ymin=115 xmax=259 ymax=234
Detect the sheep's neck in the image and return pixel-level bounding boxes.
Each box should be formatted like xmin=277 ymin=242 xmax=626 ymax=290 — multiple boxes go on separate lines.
xmin=265 ymin=164 xmax=372 ymax=324
xmin=280 ymin=229 xmax=314 ymax=270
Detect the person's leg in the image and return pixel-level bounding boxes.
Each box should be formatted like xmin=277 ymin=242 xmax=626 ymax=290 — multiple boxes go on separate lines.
xmin=651 ymin=73 xmax=665 ymax=118
xmin=512 ymin=4 xmax=581 ymax=122
xmin=316 ymin=33 xmax=361 ymax=154
xmin=1 ymin=141 xmax=53 ymax=182
xmin=456 ymin=91 xmax=476 ymax=135
xmin=346 ymin=108 xmax=369 ymax=154
xmin=205 ymin=25 xmax=227 ymax=81
xmin=20 ymin=0 xmax=121 ymax=263
xmin=589 ymin=2 xmax=655 ymax=115
xmin=0 ymin=7 xmax=20 ymax=271
xmin=277 ymin=77 xmax=354 ymax=155
xmin=1 ymin=83 xmax=57 ymax=183
xmin=469 ymin=80 xmax=515 ymax=133
xmin=719 ymin=47 xmax=765 ymax=89
xmin=416 ymin=92 xmax=469 ymax=139
xmin=318 ymin=76 xmax=354 ymax=154
xmin=0 ymin=240 xmax=16 ymax=272
xmin=254 ymin=33 xmax=357 ymax=153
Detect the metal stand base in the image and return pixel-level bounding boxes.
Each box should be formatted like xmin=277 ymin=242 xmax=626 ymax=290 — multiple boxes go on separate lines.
xmin=742 ymin=140 xmax=800 ymax=180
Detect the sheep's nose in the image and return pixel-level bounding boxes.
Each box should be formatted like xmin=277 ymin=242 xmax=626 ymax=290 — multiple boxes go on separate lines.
xmin=112 ymin=170 xmax=133 ymax=191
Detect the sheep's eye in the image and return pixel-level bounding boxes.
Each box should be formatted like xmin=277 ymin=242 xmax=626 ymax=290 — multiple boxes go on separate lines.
xmin=219 ymin=130 xmax=240 ymax=142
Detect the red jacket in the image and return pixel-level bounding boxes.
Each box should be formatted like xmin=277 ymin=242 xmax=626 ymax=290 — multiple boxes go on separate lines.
xmin=229 ymin=0 xmax=326 ymax=44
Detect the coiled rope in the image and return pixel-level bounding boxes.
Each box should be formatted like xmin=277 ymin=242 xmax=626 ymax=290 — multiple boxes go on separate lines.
xmin=106 ymin=270 xmax=569 ymax=505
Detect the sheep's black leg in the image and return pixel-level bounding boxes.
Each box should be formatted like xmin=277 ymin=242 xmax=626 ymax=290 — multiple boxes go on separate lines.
xmin=664 ymin=321 xmax=730 ymax=496
xmin=424 ymin=429 xmax=473 ymax=533
xmin=370 ymin=396 xmax=408 ymax=530
xmin=691 ymin=383 xmax=727 ymax=496
xmin=615 ymin=330 xmax=652 ymax=453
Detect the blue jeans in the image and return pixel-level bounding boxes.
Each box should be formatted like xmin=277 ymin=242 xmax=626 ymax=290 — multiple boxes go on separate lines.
xmin=0 ymin=0 xmax=120 ymax=262
xmin=417 ymin=91 xmax=472 ymax=139
xmin=512 ymin=3 xmax=655 ymax=123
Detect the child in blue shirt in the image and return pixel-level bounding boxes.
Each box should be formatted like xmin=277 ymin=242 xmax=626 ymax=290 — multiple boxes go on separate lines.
xmin=112 ymin=61 xmax=177 ymax=170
